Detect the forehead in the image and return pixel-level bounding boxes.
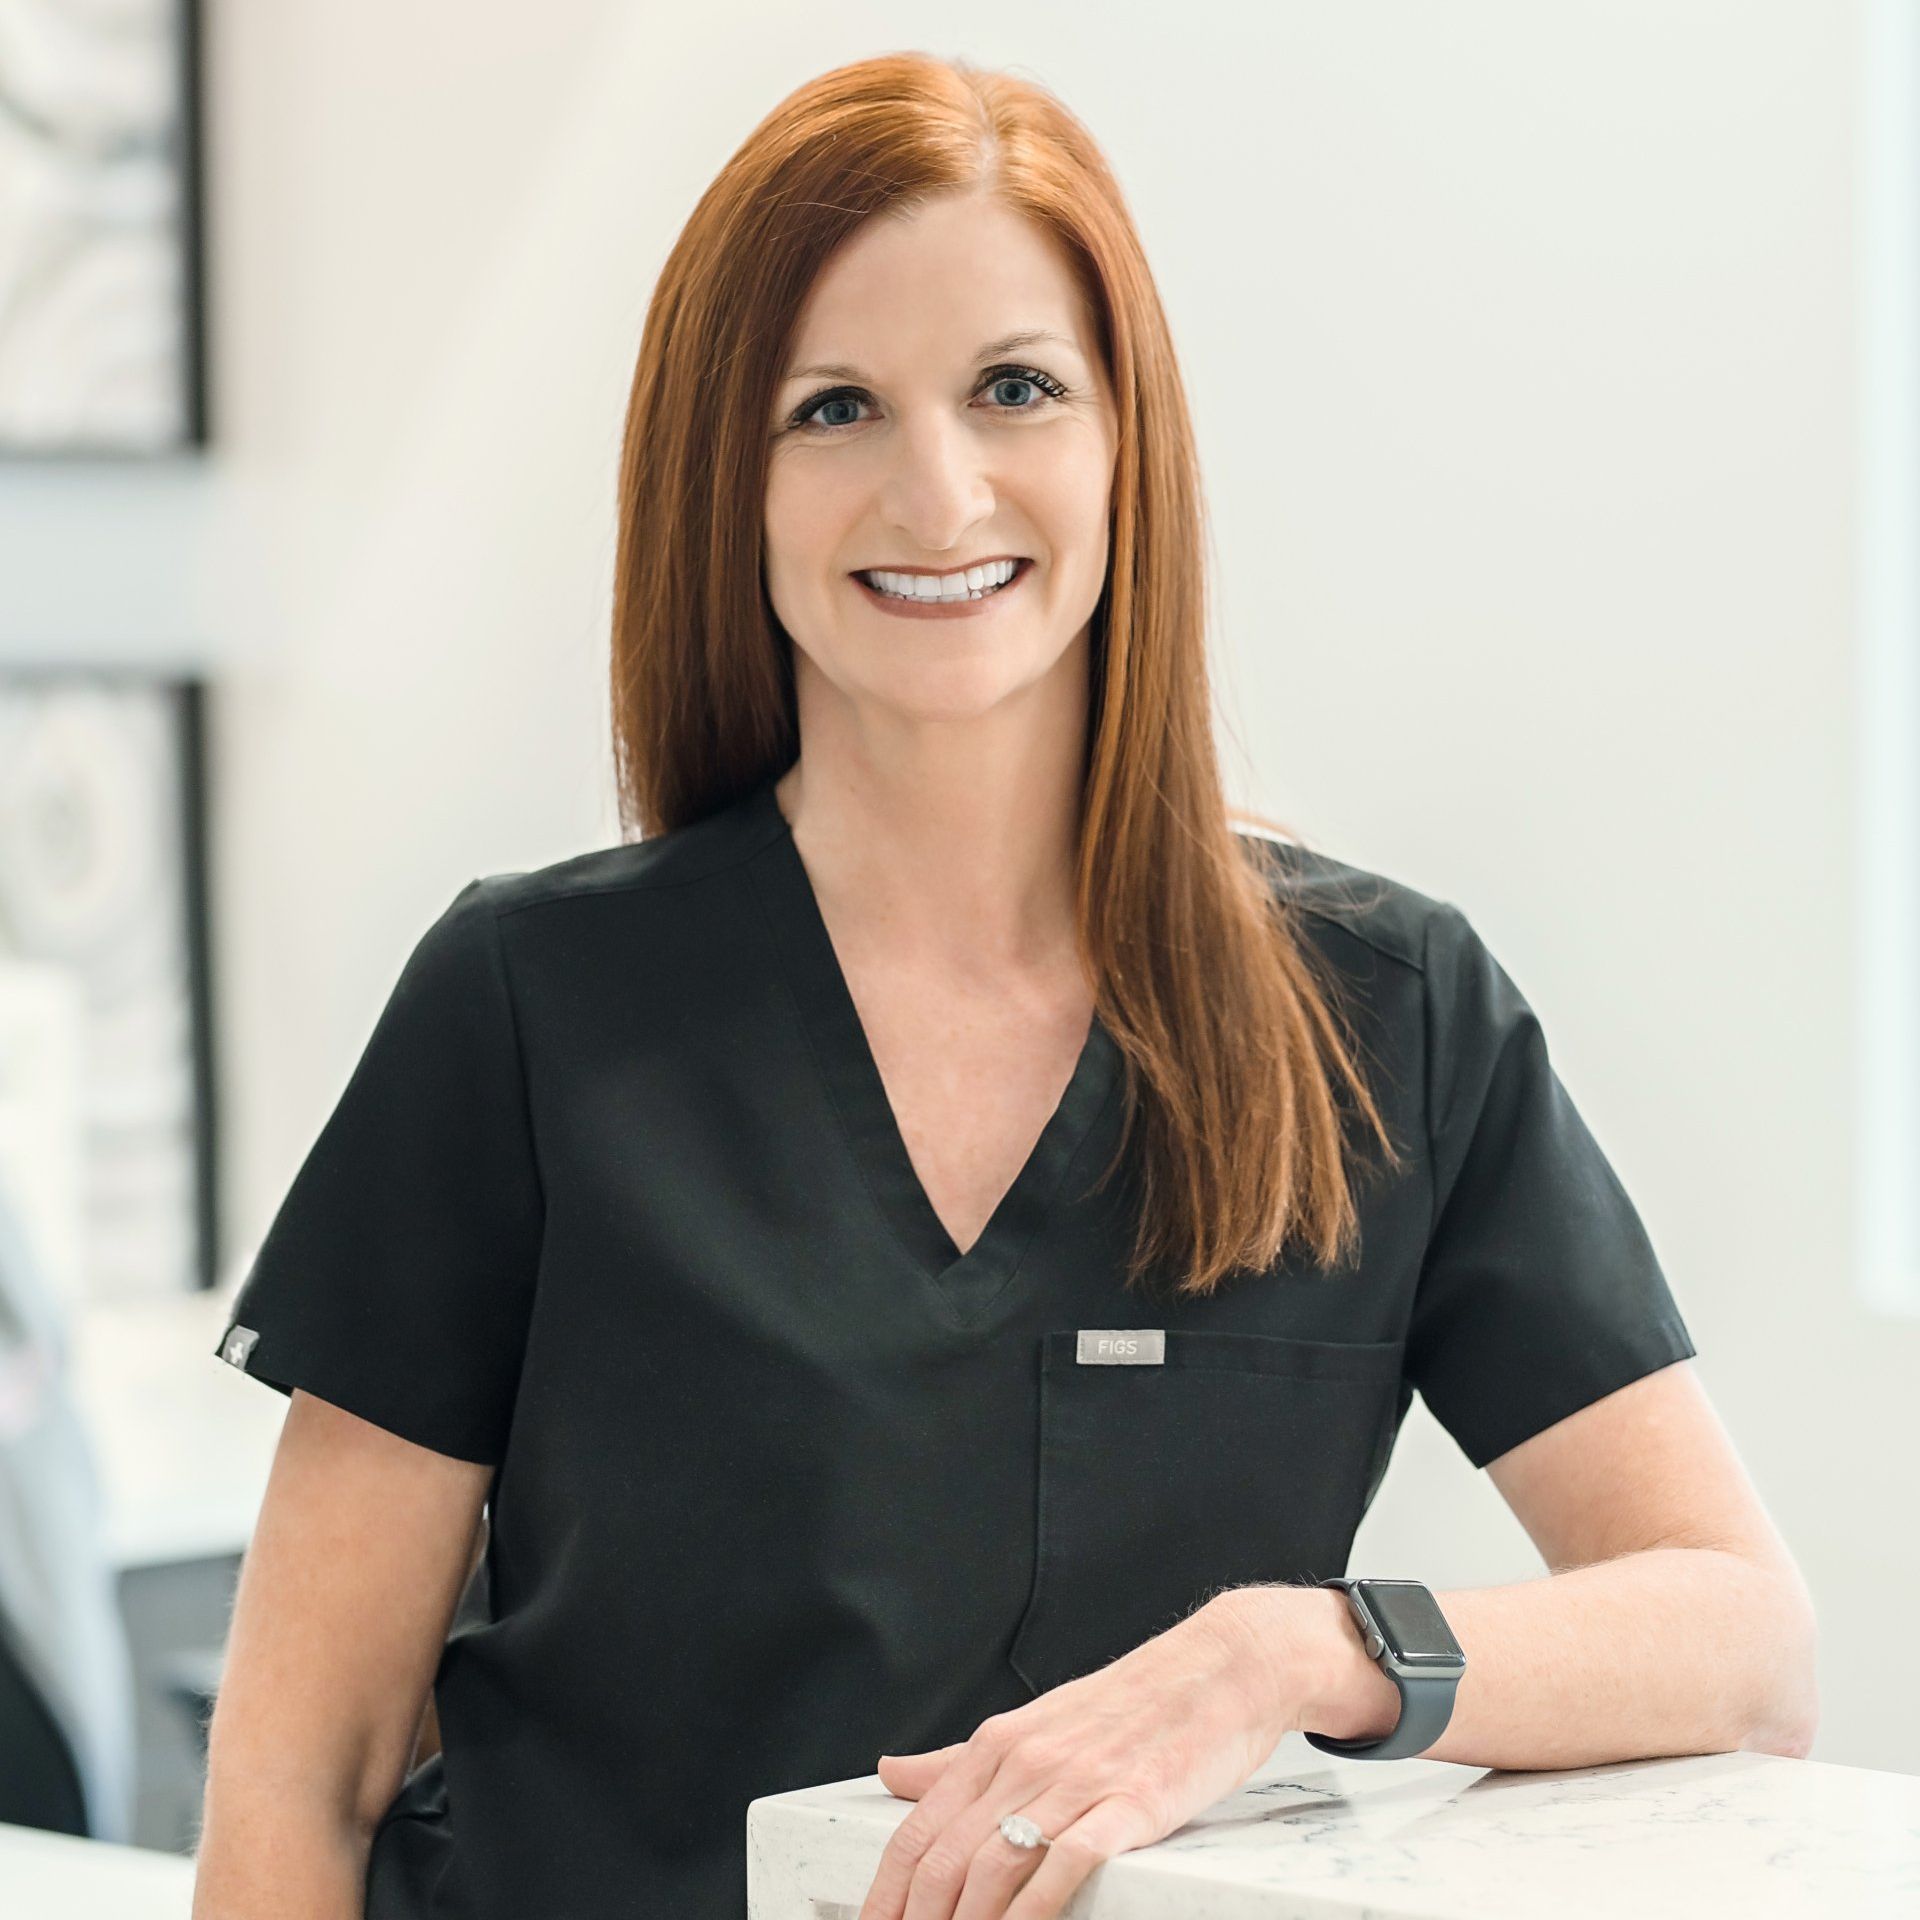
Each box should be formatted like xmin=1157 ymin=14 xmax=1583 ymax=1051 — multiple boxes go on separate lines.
xmin=781 ymin=195 xmax=1095 ymax=378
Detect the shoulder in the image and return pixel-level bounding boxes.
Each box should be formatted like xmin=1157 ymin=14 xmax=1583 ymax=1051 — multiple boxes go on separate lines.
xmin=1231 ymin=824 xmax=1462 ymax=980
xmin=438 ymin=802 xmax=1471 ymax=978
xmin=457 ymin=786 xmax=782 ymax=926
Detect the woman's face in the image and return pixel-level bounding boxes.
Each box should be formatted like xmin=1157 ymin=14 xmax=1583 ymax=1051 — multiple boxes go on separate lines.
xmin=764 ymin=191 xmax=1118 ymax=734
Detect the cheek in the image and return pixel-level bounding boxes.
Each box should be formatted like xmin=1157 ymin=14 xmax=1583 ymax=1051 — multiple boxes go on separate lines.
xmin=763 ymin=463 xmax=846 ymax=584
xmin=1025 ymin=442 xmax=1115 ymax=552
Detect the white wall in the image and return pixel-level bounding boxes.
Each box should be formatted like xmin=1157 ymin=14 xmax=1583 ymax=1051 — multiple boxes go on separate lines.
xmin=3 ymin=1 xmax=1903 ymax=1770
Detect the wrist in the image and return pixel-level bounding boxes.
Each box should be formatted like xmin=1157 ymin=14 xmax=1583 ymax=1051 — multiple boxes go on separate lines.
xmin=1198 ymin=1587 xmax=1304 ymax=1741
xmin=1203 ymin=1585 xmax=1398 ymax=1744
xmin=1295 ymin=1586 xmax=1405 ymax=1744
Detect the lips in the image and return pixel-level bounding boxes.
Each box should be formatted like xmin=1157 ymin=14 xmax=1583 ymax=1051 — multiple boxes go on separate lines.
xmin=852 ymin=559 xmax=1029 ymax=597
xmin=852 ymin=555 xmax=1030 ymax=577
xmin=849 ymin=557 xmax=1035 ymax=616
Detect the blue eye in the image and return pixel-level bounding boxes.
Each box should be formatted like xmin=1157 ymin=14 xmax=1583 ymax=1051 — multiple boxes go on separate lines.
xmin=786 ymin=363 xmax=1070 ymax=434
xmin=795 ymin=392 xmax=868 ymax=432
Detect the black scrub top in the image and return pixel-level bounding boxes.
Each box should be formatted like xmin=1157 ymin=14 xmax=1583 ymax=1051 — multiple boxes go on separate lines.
xmin=212 ymin=773 xmax=1696 ymax=1918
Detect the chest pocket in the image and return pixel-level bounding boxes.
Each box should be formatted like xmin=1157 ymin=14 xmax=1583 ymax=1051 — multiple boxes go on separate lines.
xmin=1008 ymin=1328 xmax=1406 ymax=1697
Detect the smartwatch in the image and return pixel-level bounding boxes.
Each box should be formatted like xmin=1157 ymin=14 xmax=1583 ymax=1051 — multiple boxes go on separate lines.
xmin=1300 ymin=1577 xmax=1466 ymax=1760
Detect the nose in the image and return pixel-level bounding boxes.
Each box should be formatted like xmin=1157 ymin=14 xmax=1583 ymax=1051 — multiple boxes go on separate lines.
xmin=876 ymin=409 xmax=997 ymax=557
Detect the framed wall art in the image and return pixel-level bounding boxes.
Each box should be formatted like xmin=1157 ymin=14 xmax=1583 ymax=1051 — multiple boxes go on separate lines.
xmin=0 ymin=669 xmax=216 ymax=1310
xmin=0 ymin=0 xmax=208 ymax=455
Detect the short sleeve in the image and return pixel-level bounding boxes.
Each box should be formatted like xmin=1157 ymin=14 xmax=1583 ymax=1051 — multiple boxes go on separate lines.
xmin=1404 ymin=901 xmax=1696 ymax=1470
xmin=212 ymin=878 xmax=545 ymax=1466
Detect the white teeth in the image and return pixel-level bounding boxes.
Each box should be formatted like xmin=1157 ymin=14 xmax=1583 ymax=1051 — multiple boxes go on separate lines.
xmin=863 ymin=559 xmax=1020 ymax=602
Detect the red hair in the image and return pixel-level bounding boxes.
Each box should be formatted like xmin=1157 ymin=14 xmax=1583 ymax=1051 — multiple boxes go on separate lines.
xmin=610 ymin=52 xmax=1403 ymax=1296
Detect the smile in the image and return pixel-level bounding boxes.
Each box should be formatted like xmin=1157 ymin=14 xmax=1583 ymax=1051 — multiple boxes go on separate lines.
xmin=851 ymin=558 xmax=1034 ymax=620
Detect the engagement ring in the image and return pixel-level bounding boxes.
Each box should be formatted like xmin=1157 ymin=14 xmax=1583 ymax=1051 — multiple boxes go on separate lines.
xmin=998 ymin=1813 xmax=1050 ymax=1850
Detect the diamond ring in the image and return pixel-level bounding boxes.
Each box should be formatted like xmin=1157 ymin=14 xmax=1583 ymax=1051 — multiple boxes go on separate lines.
xmin=998 ymin=1812 xmax=1051 ymax=1850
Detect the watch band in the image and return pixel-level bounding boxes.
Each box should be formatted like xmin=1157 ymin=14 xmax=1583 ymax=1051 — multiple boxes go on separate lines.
xmin=1300 ymin=1577 xmax=1461 ymax=1761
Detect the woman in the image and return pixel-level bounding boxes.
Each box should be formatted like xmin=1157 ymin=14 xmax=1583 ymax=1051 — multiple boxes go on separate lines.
xmin=192 ymin=52 xmax=1817 ymax=1920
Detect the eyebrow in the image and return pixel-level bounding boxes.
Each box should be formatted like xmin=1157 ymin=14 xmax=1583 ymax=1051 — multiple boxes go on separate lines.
xmin=781 ymin=329 xmax=1084 ymax=385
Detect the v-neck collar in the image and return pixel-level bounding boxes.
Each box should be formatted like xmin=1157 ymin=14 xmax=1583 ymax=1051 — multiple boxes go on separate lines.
xmin=740 ymin=775 xmax=1124 ymax=1321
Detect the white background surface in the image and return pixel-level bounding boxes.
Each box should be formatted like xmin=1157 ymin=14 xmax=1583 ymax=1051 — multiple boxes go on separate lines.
xmin=70 ymin=1287 xmax=279 ymax=1571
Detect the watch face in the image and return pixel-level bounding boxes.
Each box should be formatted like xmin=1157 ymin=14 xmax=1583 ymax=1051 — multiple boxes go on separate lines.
xmin=1356 ymin=1580 xmax=1465 ymax=1666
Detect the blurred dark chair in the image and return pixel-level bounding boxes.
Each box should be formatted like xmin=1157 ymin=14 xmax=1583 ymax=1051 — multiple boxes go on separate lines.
xmin=0 ymin=1616 xmax=88 ymax=1835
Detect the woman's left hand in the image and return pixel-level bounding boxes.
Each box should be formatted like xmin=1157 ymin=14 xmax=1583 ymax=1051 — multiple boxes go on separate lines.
xmin=855 ymin=1590 xmax=1305 ymax=1920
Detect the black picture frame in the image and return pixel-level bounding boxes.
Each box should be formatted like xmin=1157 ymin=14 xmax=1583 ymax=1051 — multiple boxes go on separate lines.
xmin=0 ymin=668 xmax=218 ymax=1297
xmin=0 ymin=0 xmax=209 ymax=456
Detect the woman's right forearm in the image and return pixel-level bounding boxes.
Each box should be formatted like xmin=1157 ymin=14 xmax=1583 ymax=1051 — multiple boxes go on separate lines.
xmin=192 ymin=1792 xmax=373 ymax=1920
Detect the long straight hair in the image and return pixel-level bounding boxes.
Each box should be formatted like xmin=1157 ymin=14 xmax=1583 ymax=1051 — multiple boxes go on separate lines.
xmin=609 ymin=52 xmax=1405 ymax=1297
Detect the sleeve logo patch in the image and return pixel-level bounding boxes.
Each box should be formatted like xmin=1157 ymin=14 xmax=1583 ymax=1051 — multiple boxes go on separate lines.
xmin=220 ymin=1324 xmax=261 ymax=1369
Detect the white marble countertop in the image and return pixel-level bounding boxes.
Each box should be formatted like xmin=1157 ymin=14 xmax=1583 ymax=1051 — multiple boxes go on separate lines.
xmin=747 ymin=1731 xmax=1920 ymax=1918
xmin=0 ymin=1822 xmax=194 ymax=1918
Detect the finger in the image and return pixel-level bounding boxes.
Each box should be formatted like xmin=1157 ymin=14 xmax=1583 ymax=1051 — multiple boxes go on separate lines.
xmin=859 ymin=1731 xmax=1011 ymax=1920
xmin=877 ymin=1743 xmax=966 ymax=1799
xmin=946 ymin=1787 xmax=1092 ymax=1920
xmin=906 ymin=1779 xmax=1097 ymax=1920
xmin=1001 ymin=1791 xmax=1167 ymax=1920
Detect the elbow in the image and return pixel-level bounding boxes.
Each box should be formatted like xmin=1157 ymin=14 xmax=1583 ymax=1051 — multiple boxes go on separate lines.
xmin=1746 ymin=1704 xmax=1818 ymax=1761
xmin=1740 ymin=1567 xmax=1820 ymax=1759
xmin=1745 ymin=1692 xmax=1818 ymax=1759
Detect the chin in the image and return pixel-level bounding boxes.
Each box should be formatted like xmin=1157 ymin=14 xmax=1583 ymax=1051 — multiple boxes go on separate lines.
xmin=864 ymin=657 xmax=1044 ymax=723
